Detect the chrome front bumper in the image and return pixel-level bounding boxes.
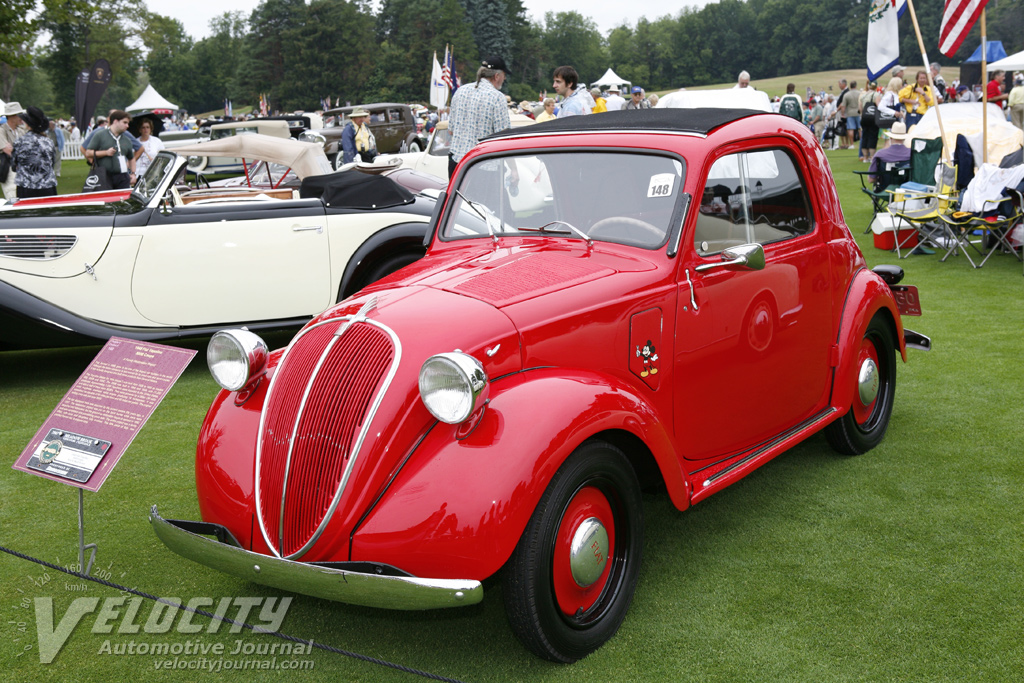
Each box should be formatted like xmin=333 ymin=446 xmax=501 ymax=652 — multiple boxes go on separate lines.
xmin=150 ymin=506 xmax=483 ymax=610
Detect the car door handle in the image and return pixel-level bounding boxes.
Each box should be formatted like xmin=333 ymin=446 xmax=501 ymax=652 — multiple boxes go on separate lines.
xmin=293 ymin=225 xmax=323 ymax=234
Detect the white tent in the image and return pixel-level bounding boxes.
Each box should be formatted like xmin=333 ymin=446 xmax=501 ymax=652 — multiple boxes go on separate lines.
xmin=906 ymin=102 xmax=1023 ymax=166
xmin=656 ymin=88 xmax=773 ymax=113
xmin=590 ymin=68 xmax=631 ymax=93
xmin=988 ymin=50 xmax=1024 ymax=72
xmin=126 ymin=84 xmax=179 ymax=113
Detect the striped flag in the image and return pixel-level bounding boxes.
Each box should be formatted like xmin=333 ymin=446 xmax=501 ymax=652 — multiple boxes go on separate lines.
xmin=938 ymin=0 xmax=989 ymax=57
xmin=441 ymin=46 xmax=453 ymax=91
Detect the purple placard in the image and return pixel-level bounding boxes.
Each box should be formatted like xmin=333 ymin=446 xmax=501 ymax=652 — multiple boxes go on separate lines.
xmin=13 ymin=337 xmax=197 ymax=492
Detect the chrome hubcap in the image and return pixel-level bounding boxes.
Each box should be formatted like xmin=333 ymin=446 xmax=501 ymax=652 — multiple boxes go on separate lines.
xmin=858 ymin=358 xmax=880 ymax=405
xmin=569 ymin=517 xmax=609 ymax=587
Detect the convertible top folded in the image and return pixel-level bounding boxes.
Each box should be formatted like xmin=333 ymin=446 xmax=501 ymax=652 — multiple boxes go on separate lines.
xmin=300 ymin=170 xmax=415 ymax=209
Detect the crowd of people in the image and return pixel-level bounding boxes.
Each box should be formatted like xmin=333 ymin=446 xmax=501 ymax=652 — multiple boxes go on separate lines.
xmin=0 ymin=102 xmax=197 ymax=199
xmin=5 ymin=61 xmax=1020 ymax=200
xmin=770 ymin=63 xmax=1024 ymax=164
xmin=446 ymin=58 xmax=666 ymax=175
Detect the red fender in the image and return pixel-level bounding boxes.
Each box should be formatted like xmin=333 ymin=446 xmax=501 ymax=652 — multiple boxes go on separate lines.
xmin=832 ymin=268 xmax=907 ymax=415
xmin=350 ymin=367 xmax=685 ymax=581
xmin=195 ymin=352 xmax=285 ymax=549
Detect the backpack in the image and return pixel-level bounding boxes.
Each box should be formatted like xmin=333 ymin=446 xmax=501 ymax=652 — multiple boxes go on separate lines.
xmin=779 ymin=95 xmax=802 ymax=121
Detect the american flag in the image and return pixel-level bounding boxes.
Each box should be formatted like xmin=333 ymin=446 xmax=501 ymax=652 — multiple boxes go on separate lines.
xmin=938 ymin=0 xmax=989 ymax=57
xmin=441 ymin=46 xmax=453 ymax=91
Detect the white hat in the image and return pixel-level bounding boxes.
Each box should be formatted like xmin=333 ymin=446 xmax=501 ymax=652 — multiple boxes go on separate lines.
xmin=4 ymin=101 xmax=25 ymax=117
xmin=887 ymin=121 xmax=910 ymax=139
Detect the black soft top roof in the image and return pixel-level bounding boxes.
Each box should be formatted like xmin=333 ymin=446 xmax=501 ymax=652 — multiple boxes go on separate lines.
xmin=483 ymin=108 xmax=765 ymax=141
xmin=299 ymin=170 xmax=414 ymax=209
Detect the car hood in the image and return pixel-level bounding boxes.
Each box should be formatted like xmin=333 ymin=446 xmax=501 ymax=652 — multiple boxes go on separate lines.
xmin=409 ymin=240 xmax=661 ymax=324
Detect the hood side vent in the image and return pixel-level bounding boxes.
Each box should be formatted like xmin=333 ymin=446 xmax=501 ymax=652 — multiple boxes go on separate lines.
xmin=0 ymin=234 xmax=78 ymax=260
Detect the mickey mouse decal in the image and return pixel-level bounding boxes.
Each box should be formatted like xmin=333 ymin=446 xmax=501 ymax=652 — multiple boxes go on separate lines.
xmin=636 ymin=340 xmax=659 ymax=377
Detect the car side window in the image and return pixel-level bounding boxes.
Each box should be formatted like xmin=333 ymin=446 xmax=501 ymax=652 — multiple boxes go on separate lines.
xmin=388 ymin=109 xmax=403 ymax=123
xmin=695 ymin=148 xmax=814 ymax=255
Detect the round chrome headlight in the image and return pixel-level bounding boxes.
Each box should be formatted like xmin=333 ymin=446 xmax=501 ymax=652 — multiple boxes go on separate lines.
xmin=207 ymin=329 xmax=268 ymax=392
xmin=419 ymin=352 xmax=489 ymax=424
xmin=299 ymin=131 xmax=327 ymax=146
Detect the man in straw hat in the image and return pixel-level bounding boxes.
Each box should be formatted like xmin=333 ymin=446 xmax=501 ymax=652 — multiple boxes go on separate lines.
xmin=341 ymin=108 xmax=376 ymax=164
xmin=1 ymin=101 xmax=27 ymax=200
xmin=867 ymin=121 xmax=911 ymax=181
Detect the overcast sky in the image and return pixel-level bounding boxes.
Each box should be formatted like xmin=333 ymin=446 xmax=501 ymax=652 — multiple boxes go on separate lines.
xmin=148 ymin=0 xmax=717 ymax=41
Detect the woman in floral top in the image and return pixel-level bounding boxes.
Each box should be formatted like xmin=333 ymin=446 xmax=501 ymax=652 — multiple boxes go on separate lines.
xmin=12 ymin=106 xmax=57 ymax=198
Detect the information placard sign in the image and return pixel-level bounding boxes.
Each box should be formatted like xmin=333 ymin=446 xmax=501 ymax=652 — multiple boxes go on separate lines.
xmin=13 ymin=337 xmax=197 ymax=491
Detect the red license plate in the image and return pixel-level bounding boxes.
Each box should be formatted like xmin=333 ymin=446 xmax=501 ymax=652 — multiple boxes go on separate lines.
xmin=892 ymin=285 xmax=921 ymax=316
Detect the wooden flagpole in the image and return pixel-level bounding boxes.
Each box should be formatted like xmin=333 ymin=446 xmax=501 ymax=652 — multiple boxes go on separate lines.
xmin=981 ymin=11 xmax=988 ymax=163
xmin=905 ymin=0 xmax=950 ymax=162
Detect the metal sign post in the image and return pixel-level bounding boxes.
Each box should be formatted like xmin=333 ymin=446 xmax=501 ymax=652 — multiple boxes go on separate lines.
xmin=77 ymin=488 xmax=97 ymax=576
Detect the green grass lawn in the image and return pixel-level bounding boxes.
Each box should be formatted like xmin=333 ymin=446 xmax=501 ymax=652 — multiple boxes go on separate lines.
xmin=2 ymin=149 xmax=1023 ymax=681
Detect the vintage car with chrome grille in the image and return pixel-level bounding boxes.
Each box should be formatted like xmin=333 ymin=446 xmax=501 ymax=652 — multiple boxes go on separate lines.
xmin=150 ymin=109 xmax=931 ymax=662
xmin=0 ymin=134 xmax=439 ymax=351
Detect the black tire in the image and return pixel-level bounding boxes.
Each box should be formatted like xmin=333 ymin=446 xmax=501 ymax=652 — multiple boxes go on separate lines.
xmin=502 ymin=440 xmax=644 ymax=662
xmin=342 ymin=251 xmax=421 ymax=299
xmin=825 ymin=315 xmax=897 ymax=455
xmin=332 ymin=152 xmax=346 ymax=172
xmin=408 ymin=139 xmax=423 ymax=153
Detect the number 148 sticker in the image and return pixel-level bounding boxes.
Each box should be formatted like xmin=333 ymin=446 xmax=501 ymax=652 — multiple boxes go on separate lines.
xmin=647 ymin=173 xmax=675 ymax=198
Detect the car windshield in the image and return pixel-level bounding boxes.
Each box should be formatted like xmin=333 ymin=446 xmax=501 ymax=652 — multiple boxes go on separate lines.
xmin=429 ymin=127 xmax=452 ymax=157
xmin=440 ymin=151 xmax=685 ymax=249
xmin=243 ymin=159 xmax=297 ymax=187
xmin=211 ymin=126 xmax=260 ymax=140
xmin=132 ymin=152 xmax=175 ymax=203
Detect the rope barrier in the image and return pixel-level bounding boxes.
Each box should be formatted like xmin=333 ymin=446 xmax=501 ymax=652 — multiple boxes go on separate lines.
xmin=0 ymin=543 xmax=466 ymax=683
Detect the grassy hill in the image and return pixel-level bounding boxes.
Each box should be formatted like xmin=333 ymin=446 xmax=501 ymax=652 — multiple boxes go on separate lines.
xmin=657 ymin=67 xmax=891 ymax=99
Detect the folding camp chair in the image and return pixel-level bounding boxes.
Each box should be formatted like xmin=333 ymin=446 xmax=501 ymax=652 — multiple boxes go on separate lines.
xmin=938 ymin=187 xmax=1024 ymax=268
xmin=886 ymin=157 xmax=959 ymax=259
xmin=905 ymin=137 xmax=944 ymax=186
xmin=854 ymin=158 xmax=910 ymax=233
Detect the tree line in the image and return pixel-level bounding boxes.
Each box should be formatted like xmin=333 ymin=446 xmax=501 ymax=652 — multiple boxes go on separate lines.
xmin=3 ymin=0 xmax=1021 ymax=119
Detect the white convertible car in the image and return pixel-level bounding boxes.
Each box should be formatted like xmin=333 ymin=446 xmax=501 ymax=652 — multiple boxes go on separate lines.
xmin=0 ymin=135 xmax=439 ymax=350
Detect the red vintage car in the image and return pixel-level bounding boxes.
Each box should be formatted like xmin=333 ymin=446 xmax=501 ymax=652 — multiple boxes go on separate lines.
xmin=152 ymin=109 xmax=930 ymax=662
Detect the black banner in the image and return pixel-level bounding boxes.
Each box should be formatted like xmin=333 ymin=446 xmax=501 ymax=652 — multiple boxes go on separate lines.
xmin=74 ymin=59 xmax=112 ymax=135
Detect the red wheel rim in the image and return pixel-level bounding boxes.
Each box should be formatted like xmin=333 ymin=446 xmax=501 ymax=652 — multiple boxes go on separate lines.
xmin=552 ymin=485 xmax=615 ymax=617
xmin=852 ymin=336 xmax=880 ymax=426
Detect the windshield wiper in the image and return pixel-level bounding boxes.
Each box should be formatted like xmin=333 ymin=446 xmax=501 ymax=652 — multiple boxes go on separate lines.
xmin=518 ymin=220 xmax=592 ymax=247
xmin=455 ymin=189 xmax=499 ymax=246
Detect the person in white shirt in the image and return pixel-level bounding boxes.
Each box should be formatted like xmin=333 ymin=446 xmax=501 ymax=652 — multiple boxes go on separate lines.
xmin=604 ymin=87 xmax=626 ymax=111
xmin=732 ymin=71 xmax=752 ymax=89
xmin=132 ymin=119 xmax=165 ymax=178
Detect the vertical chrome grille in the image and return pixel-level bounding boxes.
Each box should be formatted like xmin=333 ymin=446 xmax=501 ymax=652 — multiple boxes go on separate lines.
xmin=256 ymin=316 xmax=398 ymax=558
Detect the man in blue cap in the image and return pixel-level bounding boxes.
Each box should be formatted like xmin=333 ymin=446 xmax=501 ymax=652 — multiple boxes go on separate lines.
xmin=625 ymin=86 xmax=650 ymax=110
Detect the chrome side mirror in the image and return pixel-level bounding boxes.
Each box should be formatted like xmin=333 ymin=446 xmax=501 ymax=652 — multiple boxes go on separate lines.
xmin=695 ymin=243 xmax=765 ymax=273
xmin=159 ymin=197 xmax=173 ymax=215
